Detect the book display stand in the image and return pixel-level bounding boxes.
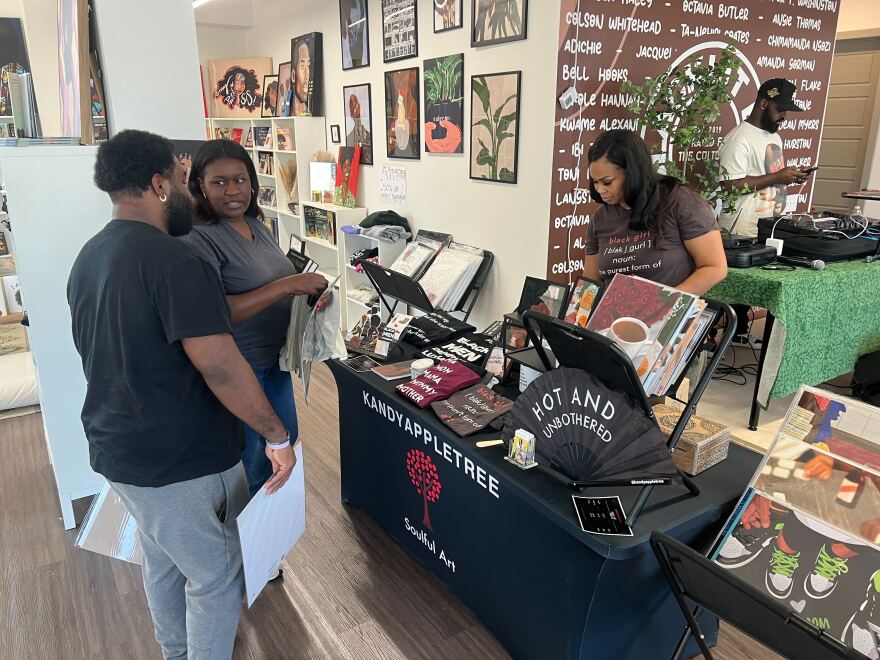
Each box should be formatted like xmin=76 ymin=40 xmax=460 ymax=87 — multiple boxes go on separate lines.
xmin=519 ymin=298 xmax=737 ymax=527
xmin=651 ymin=532 xmax=862 ymax=660
xmin=358 ymin=250 xmax=494 ymax=323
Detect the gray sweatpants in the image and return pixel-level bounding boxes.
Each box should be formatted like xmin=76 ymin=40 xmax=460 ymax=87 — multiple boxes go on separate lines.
xmin=110 ymin=462 xmax=249 ymax=660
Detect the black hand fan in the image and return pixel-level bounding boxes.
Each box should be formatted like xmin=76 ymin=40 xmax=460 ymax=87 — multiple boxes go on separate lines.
xmin=501 ymin=367 xmax=679 ymax=487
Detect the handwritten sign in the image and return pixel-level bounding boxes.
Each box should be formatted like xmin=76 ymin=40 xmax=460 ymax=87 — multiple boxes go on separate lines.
xmin=379 ymin=165 xmax=407 ymax=204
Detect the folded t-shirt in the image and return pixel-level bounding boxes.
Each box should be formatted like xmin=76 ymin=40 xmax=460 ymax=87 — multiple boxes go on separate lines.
xmin=418 ymin=333 xmax=494 ymax=369
xmin=400 ymin=312 xmax=475 ymax=348
xmin=430 ymin=384 xmax=514 ymax=437
xmin=395 ymin=360 xmax=481 ymax=409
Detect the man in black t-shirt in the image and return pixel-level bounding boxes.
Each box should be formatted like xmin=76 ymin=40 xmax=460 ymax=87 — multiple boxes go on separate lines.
xmin=67 ymin=130 xmax=295 ymax=660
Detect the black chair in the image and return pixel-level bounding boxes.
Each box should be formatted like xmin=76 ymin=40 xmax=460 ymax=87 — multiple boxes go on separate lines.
xmin=650 ymin=531 xmax=864 ymax=660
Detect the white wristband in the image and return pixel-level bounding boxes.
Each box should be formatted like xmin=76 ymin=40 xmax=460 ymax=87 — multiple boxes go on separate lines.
xmin=266 ymin=440 xmax=290 ymax=450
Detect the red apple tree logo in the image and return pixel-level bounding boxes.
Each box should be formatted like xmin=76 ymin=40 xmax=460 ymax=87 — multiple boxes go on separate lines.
xmin=406 ymin=449 xmax=442 ymax=531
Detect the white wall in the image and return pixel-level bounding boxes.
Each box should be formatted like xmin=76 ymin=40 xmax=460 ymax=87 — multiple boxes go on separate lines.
xmin=0 ymin=0 xmax=62 ymax=137
xmin=225 ymin=0 xmax=558 ymax=327
xmin=93 ymin=0 xmax=205 ymax=140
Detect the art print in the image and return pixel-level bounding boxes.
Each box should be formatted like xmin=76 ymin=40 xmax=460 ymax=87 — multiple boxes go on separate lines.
xmin=207 ymin=58 xmax=272 ymax=118
xmin=434 ymin=0 xmax=462 ymax=33
xmin=424 ymin=54 xmax=463 ymax=154
xmin=290 ymin=33 xmax=323 ymax=116
xmin=262 ymin=75 xmax=278 ymax=117
xmin=470 ymin=71 xmax=521 ymax=183
xmin=276 ymin=61 xmax=292 ymax=117
xmin=384 ymin=67 xmax=420 ymax=159
xmin=472 ymin=0 xmax=527 ymax=47
xmin=343 ymin=83 xmax=374 ymax=165
xmin=339 ymin=0 xmax=370 ymax=70
xmin=381 ymin=0 xmax=418 ymax=63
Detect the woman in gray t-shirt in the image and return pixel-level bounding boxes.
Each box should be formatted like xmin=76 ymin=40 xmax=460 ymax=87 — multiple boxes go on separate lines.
xmin=584 ymin=130 xmax=727 ymax=295
xmin=183 ymin=140 xmax=327 ymax=496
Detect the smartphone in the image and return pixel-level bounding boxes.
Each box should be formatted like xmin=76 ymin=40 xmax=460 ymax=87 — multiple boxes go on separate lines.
xmin=801 ymin=166 xmax=819 ymax=174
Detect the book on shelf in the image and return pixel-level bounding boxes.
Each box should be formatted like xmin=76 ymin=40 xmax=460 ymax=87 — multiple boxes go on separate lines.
xmin=258 ymin=151 xmax=274 ymax=175
xmin=303 ymin=204 xmax=336 ymax=245
xmin=253 ymin=126 xmax=271 ymax=148
xmin=275 ymin=127 xmax=293 ymax=151
xmin=257 ymin=185 xmax=276 ymax=208
xmin=244 ymin=127 xmax=254 ymax=148
xmin=231 ymin=127 xmax=243 ymax=144
xmin=585 ymin=274 xmax=706 ymax=396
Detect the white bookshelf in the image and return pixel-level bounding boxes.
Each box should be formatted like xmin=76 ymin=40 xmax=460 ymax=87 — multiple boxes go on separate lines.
xmin=207 ymin=116 xmax=326 ymax=253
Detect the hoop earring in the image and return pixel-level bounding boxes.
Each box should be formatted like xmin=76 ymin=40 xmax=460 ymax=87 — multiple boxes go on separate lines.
xmin=159 ymin=194 xmax=168 ymax=203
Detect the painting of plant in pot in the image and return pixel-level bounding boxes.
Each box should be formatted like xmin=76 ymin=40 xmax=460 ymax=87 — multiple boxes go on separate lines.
xmin=423 ymin=54 xmax=464 ymax=154
xmin=384 ymin=66 xmax=420 ymax=159
xmin=470 ymin=70 xmax=521 ymax=183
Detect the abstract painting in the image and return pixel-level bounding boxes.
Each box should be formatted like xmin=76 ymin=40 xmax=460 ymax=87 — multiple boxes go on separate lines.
xmin=343 ymin=83 xmax=374 ymax=165
xmin=470 ymin=71 xmax=521 ymax=183
xmin=384 ymin=67 xmax=420 ymax=159
xmin=424 ymin=54 xmax=463 ymax=154
xmin=339 ymin=0 xmax=370 ymax=70
xmin=434 ymin=0 xmax=462 ymax=33
xmin=472 ymin=0 xmax=528 ymax=47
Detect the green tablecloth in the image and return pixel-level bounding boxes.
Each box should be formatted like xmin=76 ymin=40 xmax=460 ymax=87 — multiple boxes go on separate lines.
xmin=708 ymin=260 xmax=880 ymax=403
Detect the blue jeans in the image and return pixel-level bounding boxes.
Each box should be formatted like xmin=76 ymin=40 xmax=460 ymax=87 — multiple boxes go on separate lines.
xmin=242 ymin=363 xmax=298 ymax=496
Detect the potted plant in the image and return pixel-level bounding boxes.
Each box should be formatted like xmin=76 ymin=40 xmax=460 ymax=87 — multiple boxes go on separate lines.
xmin=424 ymin=55 xmax=463 ymax=141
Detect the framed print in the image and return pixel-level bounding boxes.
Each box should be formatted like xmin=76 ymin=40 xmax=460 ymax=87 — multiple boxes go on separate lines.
xmin=472 ymin=0 xmax=527 ymax=47
xmin=290 ymin=32 xmax=323 ymax=116
xmin=434 ymin=0 xmax=462 ymax=33
xmin=384 ymin=67 xmax=420 ymax=159
xmin=276 ymin=61 xmax=292 ymax=117
xmin=343 ymin=83 xmax=374 ymax=165
xmin=561 ymin=276 xmax=602 ymax=327
xmin=424 ymin=53 xmax=463 ymax=154
xmin=207 ymin=58 xmax=273 ymax=118
xmin=381 ymin=0 xmax=418 ymax=63
xmin=261 ymin=75 xmax=278 ymax=117
xmin=470 ymin=71 xmax=521 ymax=183
xmin=340 ymin=0 xmax=370 ymax=70
xmin=517 ymin=277 xmax=568 ymax=319
xmin=330 ymin=124 xmax=341 ymax=144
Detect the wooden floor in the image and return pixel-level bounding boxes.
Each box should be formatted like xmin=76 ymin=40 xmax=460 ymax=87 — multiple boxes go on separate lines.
xmin=0 ymin=362 xmax=780 ymax=659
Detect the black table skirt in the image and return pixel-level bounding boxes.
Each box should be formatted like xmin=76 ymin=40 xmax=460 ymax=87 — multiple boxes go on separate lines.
xmin=328 ymin=359 xmax=759 ymax=659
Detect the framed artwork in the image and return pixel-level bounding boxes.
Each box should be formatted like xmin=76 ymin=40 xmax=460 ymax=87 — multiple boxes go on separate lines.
xmin=424 ymin=53 xmax=464 ymax=154
xmin=339 ymin=0 xmax=370 ymax=70
xmin=207 ymin=58 xmax=273 ymax=118
xmin=381 ymin=0 xmax=418 ymax=63
xmin=276 ymin=61 xmax=291 ymax=116
xmin=434 ymin=0 xmax=462 ymax=33
xmin=384 ymin=67 xmax=420 ymax=160
xmin=290 ymin=32 xmax=323 ymax=116
xmin=330 ymin=124 xmax=341 ymax=144
xmin=262 ymin=75 xmax=279 ymax=117
xmin=472 ymin=0 xmax=528 ymax=47
xmin=470 ymin=71 xmax=521 ymax=183
xmin=343 ymin=83 xmax=374 ymax=166
xmin=517 ymin=277 xmax=568 ymax=319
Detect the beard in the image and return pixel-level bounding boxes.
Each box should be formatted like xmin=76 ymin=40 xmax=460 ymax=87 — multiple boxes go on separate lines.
xmin=760 ymin=107 xmax=781 ymax=133
xmin=165 ymin=190 xmax=194 ymax=237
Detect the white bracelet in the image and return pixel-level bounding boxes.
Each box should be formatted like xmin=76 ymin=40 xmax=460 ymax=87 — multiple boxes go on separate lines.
xmin=266 ymin=440 xmax=290 ymax=450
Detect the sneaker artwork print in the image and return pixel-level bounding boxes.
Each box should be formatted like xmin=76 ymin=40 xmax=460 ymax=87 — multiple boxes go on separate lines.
xmin=713 ymin=386 xmax=880 ymax=658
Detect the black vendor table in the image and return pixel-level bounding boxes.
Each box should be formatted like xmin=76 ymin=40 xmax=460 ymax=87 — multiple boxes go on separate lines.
xmin=328 ymin=359 xmax=760 ymax=659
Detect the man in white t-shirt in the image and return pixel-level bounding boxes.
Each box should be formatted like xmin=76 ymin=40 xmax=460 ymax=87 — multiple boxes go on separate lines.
xmin=719 ymin=78 xmax=813 ymax=236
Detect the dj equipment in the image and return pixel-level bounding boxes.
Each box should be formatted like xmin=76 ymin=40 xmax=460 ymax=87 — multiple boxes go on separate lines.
xmin=724 ymin=244 xmax=777 ymax=268
xmin=775 ymin=255 xmax=826 ymax=271
xmin=721 ymin=234 xmax=758 ymax=249
xmin=757 ymin=215 xmax=880 ymax=262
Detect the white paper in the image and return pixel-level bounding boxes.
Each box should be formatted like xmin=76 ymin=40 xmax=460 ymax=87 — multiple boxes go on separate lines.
xmin=236 ymin=442 xmax=306 ymax=607
xmin=379 ymin=165 xmax=407 ymax=203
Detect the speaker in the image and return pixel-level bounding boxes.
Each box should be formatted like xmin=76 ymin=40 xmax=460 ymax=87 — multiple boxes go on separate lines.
xmin=852 ymin=350 xmax=880 ymax=406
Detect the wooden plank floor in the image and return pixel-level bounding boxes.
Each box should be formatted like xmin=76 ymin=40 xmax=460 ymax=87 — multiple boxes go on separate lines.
xmin=0 ymin=362 xmax=780 ymax=659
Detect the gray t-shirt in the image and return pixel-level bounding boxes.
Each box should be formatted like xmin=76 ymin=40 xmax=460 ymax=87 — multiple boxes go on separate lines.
xmin=585 ymin=184 xmax=718 ymax=288
xmin=183 ymin=217 xmax=296 ymax=369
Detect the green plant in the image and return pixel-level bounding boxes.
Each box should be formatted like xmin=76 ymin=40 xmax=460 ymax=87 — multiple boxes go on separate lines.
xmin=424 ymin=55 xmax=463 ymax=106
xmin=621 ymin=42 xmax=750 ymax=216
xmin=472 ymin=75 xmax=517 ymax=182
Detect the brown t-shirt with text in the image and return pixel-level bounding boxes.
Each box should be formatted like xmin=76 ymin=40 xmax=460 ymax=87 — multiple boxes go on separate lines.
xmin=585 ymin=185 xmax=718 ymax=288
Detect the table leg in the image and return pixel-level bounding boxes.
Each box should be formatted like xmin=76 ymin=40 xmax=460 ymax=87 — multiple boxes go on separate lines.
xmin=748 ymin=312 xmax=776 ymax=431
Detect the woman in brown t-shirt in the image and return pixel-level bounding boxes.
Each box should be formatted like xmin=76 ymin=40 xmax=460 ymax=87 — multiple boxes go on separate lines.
xmin=584 ymin=130 xmax=727 ymax=295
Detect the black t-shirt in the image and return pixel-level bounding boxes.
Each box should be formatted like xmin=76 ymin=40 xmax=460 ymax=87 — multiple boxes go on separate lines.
xmin=400 ymin=312 xmax=475 ymax=348
xmin=67 ymin=220 xmax=243 ymax=487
